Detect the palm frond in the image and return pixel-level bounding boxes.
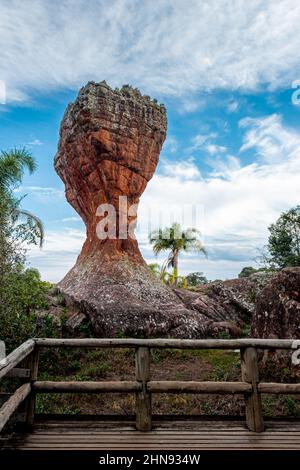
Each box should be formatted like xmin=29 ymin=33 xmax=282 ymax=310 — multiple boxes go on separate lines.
xmin=15 ymin=209 xmax=44 ymax=248
xmin=0 ymin=148 xmax=36 ymax=192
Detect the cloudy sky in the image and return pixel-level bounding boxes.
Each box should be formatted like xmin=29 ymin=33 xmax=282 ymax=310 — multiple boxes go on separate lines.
xmin=1 ymin=0 xmax=300 ymax=281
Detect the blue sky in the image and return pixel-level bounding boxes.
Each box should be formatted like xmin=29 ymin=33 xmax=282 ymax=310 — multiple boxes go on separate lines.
xmin=1 ymin=0 xmax=300 ymax=282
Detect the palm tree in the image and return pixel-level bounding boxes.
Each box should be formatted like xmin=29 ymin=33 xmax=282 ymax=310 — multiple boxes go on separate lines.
xmin=0 ymin=148 xmax=44 ymax=247
xmin=149 ymin=222 xmax=207 ymax=286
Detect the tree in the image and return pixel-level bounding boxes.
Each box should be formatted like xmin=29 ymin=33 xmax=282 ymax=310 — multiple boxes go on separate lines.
xmin=0 ymin=148 xmax=44 ymax=251
xmin=0 ymin=148 xmax=44 ymax=310
xmin=149 ymin=223 xmax=207 ymax=286
xmin=266 ymin=206 xmax=300 ymax=268
xmin=186 ymin=271 xmax=208 ymax=286
xmin=238 ymin=266 xmax=258 ymax=278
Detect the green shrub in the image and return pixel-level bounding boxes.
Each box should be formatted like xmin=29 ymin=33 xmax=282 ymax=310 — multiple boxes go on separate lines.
xmin=0 ymin=267 xmax=57 ymax=352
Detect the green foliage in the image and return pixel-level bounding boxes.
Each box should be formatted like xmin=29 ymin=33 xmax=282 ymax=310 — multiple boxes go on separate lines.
xmin=161 ymin=271 xmax=187 ymax=288
xmin=267 ymin=205 xmax=300 ymax=268
xmin=0 ymin=148 xmax=44 ymax=269
xmin=0 ymin=267 xmax=57 ymax=352
xmin=148 ymin=263 xmax=161 ymax=278
xmin=0 ymin=148 xmax=49 ymax=352
xmin=186 ymin=271 xmax=208 ymax=286
xmin=238 ymin=266 xmax=258 ymax=278
xmin=0 ymin=147 xmax=36 ymax=192
xmin=284 ymin=397 xmax=300 ymax=417
xmin=241 ymin=324 xmax=251 ymax=337
xmin=238 ymin=266 xmax=273 ymax=278
xmin=5 ymin=267 xmax=51 ymax=312
xmin=36 ymin=394 xmax=80 ymax=415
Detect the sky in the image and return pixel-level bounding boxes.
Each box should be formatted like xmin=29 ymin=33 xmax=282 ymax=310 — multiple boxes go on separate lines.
xmin=1 ymin=0 xmax=300 ymax=282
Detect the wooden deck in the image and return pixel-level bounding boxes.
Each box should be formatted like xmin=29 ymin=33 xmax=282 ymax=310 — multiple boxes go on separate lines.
xmin=2 ymin=417 xmax=300 ymax=450
xmin=2 ymin=338 xmax=300 ymax=453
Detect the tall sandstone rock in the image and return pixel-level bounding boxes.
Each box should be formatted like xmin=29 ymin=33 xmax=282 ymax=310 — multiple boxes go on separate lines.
xmin=55 ymin=81 xmax=243 ymax=338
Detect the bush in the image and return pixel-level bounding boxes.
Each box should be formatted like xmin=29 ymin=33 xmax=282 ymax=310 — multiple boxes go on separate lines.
xmin=186 ymin=272 xmax=208 ymax=286
xmin=238 ymin=266 xmax=258 ymax=278
xmin=0 ymin=267 xmax=58 ymax=353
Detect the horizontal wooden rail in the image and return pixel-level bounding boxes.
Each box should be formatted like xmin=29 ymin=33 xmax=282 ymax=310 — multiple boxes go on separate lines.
xmin=147 ymin=381 xmax=252 ymax=394
xmin=32 ymin=380 xmax=252 ymax=395
xmin=35 ymin=337 xmax=300 ymax=350
xmin=33 ymin=381 xmax=142 ymax=393
xmin=0 ymin=383 xmax=31 ymax=433
xmin=259 ymin=383 xmax=300 ymax=394
xmin=0 ymin=339 xmax=35 ymax=380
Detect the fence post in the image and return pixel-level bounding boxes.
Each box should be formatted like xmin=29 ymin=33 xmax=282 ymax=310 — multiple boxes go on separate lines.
xmin=240 ymin=347 xmax=264 ymax=432
xmin=135 ymin=346 xmax=151 ymax=431
xmin=25 ymin=346 xmax=39 ymax=427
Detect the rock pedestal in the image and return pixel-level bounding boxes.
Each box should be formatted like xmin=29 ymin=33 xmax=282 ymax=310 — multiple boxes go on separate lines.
xmin=54 ymin=82 xmax=199 ymax=337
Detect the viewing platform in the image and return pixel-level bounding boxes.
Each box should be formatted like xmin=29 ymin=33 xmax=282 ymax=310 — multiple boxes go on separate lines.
xmin=1 ymin=338 xmax=300 ymax=450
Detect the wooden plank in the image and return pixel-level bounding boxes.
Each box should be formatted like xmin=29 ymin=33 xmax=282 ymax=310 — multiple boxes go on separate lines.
xmin=0 ymin=383 xmax=31 ymax=432
xmin=14 ymin=434 xmax=300 ymax=441
xmin=135 ymin=347 xmax=151 ymax=432
xmin=4 ymin=418 xmax=300 ymax=451
xmin=0 ymin=340 xmax=35 ymax=380
xmin=35 ymin=337 xmax=298 ymax=350
xmin=7 ymin=441 xmax=300 ymax=450
xmin=259 ymin=382 xmax=300 ymax=394
xmin=33 ymin=381 xmax=141 ymax=393
xmin=241 ymin=347 xmax=264 ymax=432
xmin=148 ymin=381 xmax=252 ymax=394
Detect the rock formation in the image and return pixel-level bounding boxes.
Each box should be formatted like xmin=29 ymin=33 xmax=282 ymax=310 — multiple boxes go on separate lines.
xmin=54 ymin=81 xmax=255 ymax=338
xmin=54 ymin=81 xmax=197 ymax=337
xmin=252 ymin=267 xmax=300 ymax=338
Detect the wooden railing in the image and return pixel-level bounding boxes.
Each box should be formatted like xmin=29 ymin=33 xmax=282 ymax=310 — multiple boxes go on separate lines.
xmin=1 ymin=338 xmax=300 ymax=433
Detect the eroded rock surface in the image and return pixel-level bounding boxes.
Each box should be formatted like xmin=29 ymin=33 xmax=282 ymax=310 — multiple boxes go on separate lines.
xmin=252 ymin=267 xmax=300 ymax=338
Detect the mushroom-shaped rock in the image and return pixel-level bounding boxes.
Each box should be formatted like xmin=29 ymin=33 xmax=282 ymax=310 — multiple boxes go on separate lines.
xmin=54 ymin=81 xmax=241 ymax=338
xmin=55 ymin=82 xmax=194 ymax=336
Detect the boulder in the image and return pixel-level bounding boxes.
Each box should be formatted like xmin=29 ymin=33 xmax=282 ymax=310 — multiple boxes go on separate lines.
xmin=252 ymin=267 xmax=300 ymax=338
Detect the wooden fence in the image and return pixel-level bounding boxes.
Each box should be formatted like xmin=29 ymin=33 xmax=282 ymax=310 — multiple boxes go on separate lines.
xmin=1 ymin=337 xmax=300 ymax=434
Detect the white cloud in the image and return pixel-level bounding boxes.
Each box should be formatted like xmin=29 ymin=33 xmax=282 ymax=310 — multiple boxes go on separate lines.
xmin=19 ymin=186 xmax=64 ymax=202
xmin=27 ymin=139 xmax=43 ymax=146
xmin=28 ymin=228 xmax=85 ymax=283
xmin=160 ymin=159 xmax=201 ymax=180
xmin=190 ymin=133 xmax=218 ymax=151
xmin=207 ymin=155 xmax=241 ymax=178
xmin=61 ymin=216 xmax=81 ymax=223
xmin=206 ymin=144 xmax=227 ymax=155
xmin=239 ymin=114 xmax=300 ymax=163
xmin=1 ymin=0 xmax=300 ymax=102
